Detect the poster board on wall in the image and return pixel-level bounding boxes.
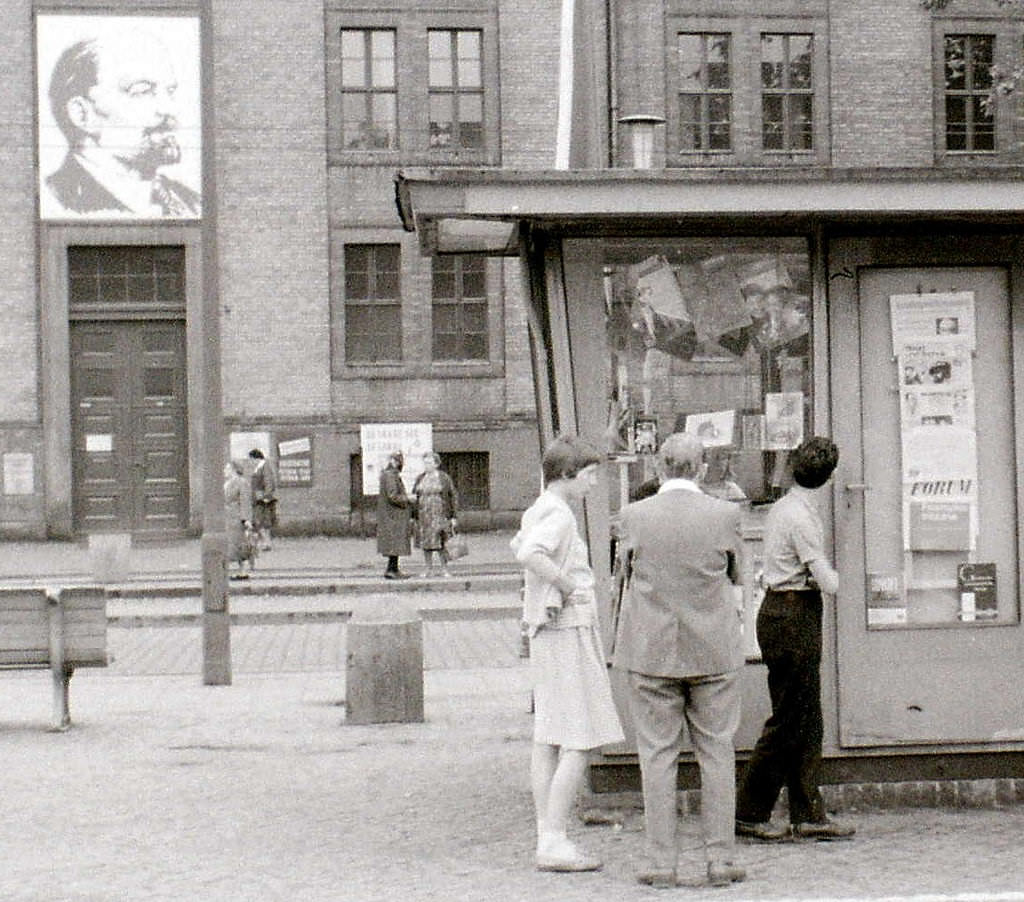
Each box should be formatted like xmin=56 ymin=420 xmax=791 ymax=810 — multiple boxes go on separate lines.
xmin=36 ymin=14 xmax=201 ymax=221
xmin=360 ymin=423 xmax=432 ymax=496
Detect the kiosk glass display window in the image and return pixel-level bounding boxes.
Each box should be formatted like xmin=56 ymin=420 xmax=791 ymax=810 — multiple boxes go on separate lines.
xmin=600 ymin=237 xmax=813 ymax=509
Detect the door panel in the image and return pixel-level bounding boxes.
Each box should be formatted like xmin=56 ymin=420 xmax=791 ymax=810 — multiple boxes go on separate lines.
xmin=72 ymin=321 xmax=188 ymax=535
xmin=832 ymin=254 xmax=1024 ymax=746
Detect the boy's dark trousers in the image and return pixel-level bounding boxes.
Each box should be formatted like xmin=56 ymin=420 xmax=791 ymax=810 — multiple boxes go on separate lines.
xmin=736 ymin=589 xmax=826 ymax=826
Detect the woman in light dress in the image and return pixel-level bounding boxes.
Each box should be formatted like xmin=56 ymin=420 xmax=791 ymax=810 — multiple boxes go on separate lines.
xmin=511 ymin=435 xmax=624 ymax=874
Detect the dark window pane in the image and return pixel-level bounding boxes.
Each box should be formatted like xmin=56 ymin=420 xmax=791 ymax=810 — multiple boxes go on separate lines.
xmin=461 ymin=264 xmax=486 ymax=298
xmin=763 ymin=95 xmax=783 ymax=149
xmin=945 ymin=36 xmax=966 ymax=90
xmin=463 ymin=334 xmax=487 ymax=359
xmin=972 ymin=36 xmax=994 ymax=89
xmin=125 ymin=276 xmax=152 ymax=303
xmin=432 ymin=268 xmax=456 ymax=298
xmin=433 ymin=305 xmax=458 ymax=333
xmin=790 ymin=95 xmax=813 ymax=150
xmin=433 ymin=333 xmax=459 ymax=359
xmin=679 ymin=94 xmax=702 ymax=150
xmin=462 ymin=303 xmax=487 ymax=332
xmin=345 ymin=270 xmax=368 ymax=298
xmin=70 ymin=276 xmax=96 ymax=305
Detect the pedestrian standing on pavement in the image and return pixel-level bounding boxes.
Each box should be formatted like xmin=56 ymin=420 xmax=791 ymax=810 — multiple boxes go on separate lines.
xmin=735 ymin=436 xmax=856 ymax=843
xmin=511 ymin=434 xmax=625 ymax=874
xmin=612 ymin=432 xmax=746 ymax=888
xmin=224 ymin=460 xmax=256 ymax=580
xmin=248 ymin=448 xmax=278 ymax=551
xmin=377 ymin=450 xmax=412 ymax=580
xmin=412 ymin=451 xmax=457 ymax=578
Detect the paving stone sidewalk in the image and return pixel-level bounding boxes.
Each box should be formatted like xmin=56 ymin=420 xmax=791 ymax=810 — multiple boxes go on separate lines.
xmin=1 ymin=668 xmax=1023 ymax=902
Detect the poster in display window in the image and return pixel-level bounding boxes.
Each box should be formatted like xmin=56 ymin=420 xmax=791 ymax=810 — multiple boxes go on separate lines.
xmin=36 ymin=15 xmax=201 ymax=220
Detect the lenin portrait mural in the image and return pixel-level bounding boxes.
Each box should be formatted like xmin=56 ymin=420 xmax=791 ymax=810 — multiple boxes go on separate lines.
xmin=37 ymin=15 xmax=201 ymax=220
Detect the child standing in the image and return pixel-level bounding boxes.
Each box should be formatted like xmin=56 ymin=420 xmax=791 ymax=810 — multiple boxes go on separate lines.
xmin=511 ymin=434 xmax=625 ymax=873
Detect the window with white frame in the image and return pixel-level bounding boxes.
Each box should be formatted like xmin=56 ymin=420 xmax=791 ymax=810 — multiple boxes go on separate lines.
xmin=760 ymin=33 xmax=814 ymax=152
xmin=427 ymin=29 xmax=484 ymax=150
xmin=432 ymin=255 xmax=488 ymax=361
xmin=944 ymin=33 xmax=995 ymax=152
xmin=342 ymin=244 xmax=402 ymax=364
xmin=677 ymin=32 xmax=732 ymax=152
xmin=340 ymin=29 xmax=398 ymax=150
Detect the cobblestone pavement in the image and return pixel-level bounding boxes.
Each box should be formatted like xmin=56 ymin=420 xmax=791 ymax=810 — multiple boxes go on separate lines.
xmin=107 ymin=618 xmax=522 ymax=675
xmin=1 ymin=666 xmax=1023 ymax=902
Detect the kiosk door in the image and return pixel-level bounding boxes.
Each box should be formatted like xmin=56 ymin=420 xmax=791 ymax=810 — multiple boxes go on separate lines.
xmin=831 ymin=249 xmax=1024 ymax=747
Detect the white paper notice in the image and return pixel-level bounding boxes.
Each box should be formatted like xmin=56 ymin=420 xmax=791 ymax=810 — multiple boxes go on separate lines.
xmin=890 ymin=292 xmax=975 ymax=354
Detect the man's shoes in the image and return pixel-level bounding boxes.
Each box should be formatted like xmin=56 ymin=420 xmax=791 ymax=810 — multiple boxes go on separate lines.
xmin=384 ymin=571 xmax=410 ymax=580
xmin=793 ymin=819 xmax=856 ymax=841
xmin=707 ymin=861 xmax=746 ymax=887
xmin=635 ymin=868 xmax=677 ymax=888
xmin=736 ymin=818 xmax=791 ymax=842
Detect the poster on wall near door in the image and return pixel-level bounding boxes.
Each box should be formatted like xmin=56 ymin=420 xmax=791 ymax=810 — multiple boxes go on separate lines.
xmin=36 ymin=14 xmax=201 ymax=220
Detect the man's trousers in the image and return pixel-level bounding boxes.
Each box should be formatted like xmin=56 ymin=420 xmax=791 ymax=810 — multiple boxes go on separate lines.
xmin=628 ymin=669 xmax=741 ymax=869
xmin=735 ymin=589 xmax=826 ymax=826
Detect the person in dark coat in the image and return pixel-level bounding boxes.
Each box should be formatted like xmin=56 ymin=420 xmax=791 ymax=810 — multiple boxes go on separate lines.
xmin=376 ymin=450 xmax=412 ymax=579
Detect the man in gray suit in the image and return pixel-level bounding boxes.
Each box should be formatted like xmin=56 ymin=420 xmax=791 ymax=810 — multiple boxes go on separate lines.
xmin=613 ymin=432 xmax=745 ymax=888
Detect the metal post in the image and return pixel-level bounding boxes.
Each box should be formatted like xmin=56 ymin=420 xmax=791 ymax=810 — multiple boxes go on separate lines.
xmin=199 ymin=0 xmax=230 ymax=685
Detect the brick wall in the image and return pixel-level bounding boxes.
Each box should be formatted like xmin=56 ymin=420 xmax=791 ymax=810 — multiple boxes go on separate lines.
xmin=215 ymin=0 xmax=332 ymax=419
xmin=830 ymin=0 xmax=935 ymax=167
xmin=0 ymin=0 xmax=40 ymax=422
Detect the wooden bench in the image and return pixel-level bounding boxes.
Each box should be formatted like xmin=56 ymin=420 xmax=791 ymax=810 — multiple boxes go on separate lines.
xmin=0 ymin=587 xmax=108 ymax=730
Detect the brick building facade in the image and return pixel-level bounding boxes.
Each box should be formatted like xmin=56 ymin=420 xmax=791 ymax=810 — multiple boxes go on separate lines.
xmin=2 ymin=0 xmax=1022 ymax=539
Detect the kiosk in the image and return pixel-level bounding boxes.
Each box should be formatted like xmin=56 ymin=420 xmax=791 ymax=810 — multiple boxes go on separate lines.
xmin=397 ymin=166 xmax=1024 ymax=794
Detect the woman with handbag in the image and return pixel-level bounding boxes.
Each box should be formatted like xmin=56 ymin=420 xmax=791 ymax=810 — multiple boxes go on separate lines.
xmin=511 ymin=434 xmax=624 ymax=874
xmin=412 ymin=451 xmax=458 ymax=577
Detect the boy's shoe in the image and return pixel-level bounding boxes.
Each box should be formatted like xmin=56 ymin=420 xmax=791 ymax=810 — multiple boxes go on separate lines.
xmin=707 ymin=861 xmax=746 ymax=887
xmin=793 ymin=819 xmax=856 ymax=841
xmin=736 ymin=818 xmax=791 ymax=842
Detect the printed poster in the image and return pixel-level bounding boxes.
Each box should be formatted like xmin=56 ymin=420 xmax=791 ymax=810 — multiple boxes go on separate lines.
xmin=37 ymin=15 xmax=201 ymax=220
xmin=764 ymin=392 xmax=804 ymax=451
xmin=890 ymin=292 xmax=976 ymax=354
xmin=360 ymin=423 xmax=432 ymax=495
xmin=684 ymin=409 xmax=735 ymax=448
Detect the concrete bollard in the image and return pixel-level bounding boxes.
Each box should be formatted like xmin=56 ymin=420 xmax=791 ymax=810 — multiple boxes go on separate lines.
xmin=88 ymin=533 xmax=132 ymax=584
xmin=345 ymin=594 xmax=424 ymax=724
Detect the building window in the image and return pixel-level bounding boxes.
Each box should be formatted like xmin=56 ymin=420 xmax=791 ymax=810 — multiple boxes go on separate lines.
xmin=69 ymin=246 xmax=185 ymax=308
xmin=677 ymin=33 xmax=732 ymax=152
xmin=944 ymin=34 xmax=995 ymax=152
xmin=432 ymin=255 xmax=488 ymax=361
xmin=427 ymin=29 xmax=484 ymax=150
xmin=439 ymin=452 xmax=490 ymax=510
xmin=340 ymin=29 xmax=397 ymax=150
xmin=344 ymin=244 xmax=401 ymax=363
xmin=761 ymin=33 xmax=813 ymax=152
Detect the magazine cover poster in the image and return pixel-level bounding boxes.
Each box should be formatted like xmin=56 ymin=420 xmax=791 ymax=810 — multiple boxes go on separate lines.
xmin=37 ymin=15 xmax=201 ymax=220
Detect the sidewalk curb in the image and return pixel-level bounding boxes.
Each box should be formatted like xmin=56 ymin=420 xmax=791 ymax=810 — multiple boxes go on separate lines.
xmin=108 ymin=604 xmax=523 ymax=628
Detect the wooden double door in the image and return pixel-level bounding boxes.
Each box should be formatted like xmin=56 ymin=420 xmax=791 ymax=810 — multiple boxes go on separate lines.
xmin=71 ymin=320 xmax=189 ymax=536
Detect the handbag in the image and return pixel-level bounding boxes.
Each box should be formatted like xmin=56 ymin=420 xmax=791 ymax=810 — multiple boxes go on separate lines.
xmin=446 ymin=528 xmax=469 ymax=560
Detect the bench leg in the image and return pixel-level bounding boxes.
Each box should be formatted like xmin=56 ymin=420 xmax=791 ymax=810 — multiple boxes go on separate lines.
xmin=47 ymin=590 xmax=72 ymax=731
xmin=50 ymin=663 xmax=73 ymax=731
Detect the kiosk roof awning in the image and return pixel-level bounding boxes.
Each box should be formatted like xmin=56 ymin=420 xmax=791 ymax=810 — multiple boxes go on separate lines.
xmin=395 ymin=166 xmax=1024 ymax=255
